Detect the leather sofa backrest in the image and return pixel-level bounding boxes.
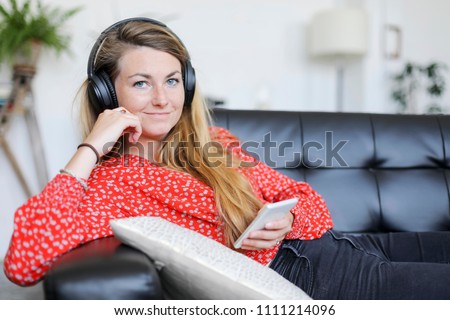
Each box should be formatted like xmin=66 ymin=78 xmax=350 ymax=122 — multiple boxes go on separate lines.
xmin=212 ymin=109 xmax=450 ymax=233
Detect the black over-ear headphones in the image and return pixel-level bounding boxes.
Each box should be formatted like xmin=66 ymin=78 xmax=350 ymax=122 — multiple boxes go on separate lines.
xmin=87 ymin=17 xmax=196 ymax=115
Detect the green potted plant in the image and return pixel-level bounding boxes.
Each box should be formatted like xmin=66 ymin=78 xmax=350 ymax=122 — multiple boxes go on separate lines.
xmin=0 ymin=0 xmax=81 ymax=67
xmin=391 ymin=61 xmax=448 ymax=114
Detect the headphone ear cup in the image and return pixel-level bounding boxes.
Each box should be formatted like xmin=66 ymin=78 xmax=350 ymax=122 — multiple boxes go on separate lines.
xmin=87 ymin=70 xmax=118 ymax=115
xmin=97 ymin=70 xmax=119 ymax=109
xmin=183 ymin=60 xmax=196 ymax=106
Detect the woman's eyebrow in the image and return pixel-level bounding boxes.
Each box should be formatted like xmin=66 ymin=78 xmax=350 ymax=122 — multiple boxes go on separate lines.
xmin=166 ymin=71 xmax=182 ymax=78
xmin=128 ymin=71 xmax=182 ymax=79
xmin=128 ymin=73 xmax=151 ymax=79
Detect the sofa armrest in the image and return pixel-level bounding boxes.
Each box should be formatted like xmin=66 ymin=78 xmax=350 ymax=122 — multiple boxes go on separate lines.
xmin=43 ymin=236 xmax=164 ymax=300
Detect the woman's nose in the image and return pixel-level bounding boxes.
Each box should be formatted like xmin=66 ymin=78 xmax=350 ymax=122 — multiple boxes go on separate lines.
xmin=151 ymin=85 xmax=168 ymax=107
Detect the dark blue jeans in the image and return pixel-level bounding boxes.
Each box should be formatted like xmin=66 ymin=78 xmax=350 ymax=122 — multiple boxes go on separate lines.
xmin=269 ymin=230 xmax=450 ymax=299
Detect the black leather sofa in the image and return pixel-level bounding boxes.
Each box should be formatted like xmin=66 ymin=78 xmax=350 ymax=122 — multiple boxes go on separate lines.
xmin=43 ymin=109 xmax=450 ymax=299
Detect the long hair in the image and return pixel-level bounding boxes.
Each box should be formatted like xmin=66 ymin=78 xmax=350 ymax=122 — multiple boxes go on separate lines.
xmin=79 ymin=20 xmax=262 ymax=247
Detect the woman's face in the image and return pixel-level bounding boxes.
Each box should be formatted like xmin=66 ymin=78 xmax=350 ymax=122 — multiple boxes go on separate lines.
xmin=114 ymin=46 xmax=185 ymax=143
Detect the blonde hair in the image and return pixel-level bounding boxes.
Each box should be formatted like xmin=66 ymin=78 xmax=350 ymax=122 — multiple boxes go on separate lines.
xmin=79 ymin=20 xmax=262 ymax=247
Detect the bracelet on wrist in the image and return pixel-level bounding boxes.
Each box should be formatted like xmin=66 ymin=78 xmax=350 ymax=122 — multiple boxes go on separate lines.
xmin=59 ymin=168 xmax=88 ymax=191
xmin=77 ymin=143 xmax=100 ymax=164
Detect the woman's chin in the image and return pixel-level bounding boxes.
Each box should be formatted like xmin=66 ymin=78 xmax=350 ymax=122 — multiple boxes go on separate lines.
xmin=139 ymin=130 xmax=171 ymax=143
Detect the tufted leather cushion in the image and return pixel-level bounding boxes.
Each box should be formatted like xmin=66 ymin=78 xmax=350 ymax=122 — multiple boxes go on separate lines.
xmin=212 ymin=110 xmax=450 ymax=233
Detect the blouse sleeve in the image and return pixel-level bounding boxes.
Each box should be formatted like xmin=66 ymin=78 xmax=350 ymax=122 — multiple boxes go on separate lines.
xmin=211 ymin=126 xmax=334 ymax=240
xmin=250 ymin=161 xmax=334 ymax=240
xmin=3 ymin=173 xmax=113 ymax=286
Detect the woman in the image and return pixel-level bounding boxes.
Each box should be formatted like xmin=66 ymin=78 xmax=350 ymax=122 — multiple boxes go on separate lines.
xmin=4 ymin=18 xmax=450 ymax=299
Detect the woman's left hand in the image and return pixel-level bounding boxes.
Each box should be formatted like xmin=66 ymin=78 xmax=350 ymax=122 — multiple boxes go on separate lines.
xmin=240 ymin=211 xmax=294 ymax=250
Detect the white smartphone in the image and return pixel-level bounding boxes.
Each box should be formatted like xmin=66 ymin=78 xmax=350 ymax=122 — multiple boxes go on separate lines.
xmin=233 ymin=198 xmax=298 ymax=249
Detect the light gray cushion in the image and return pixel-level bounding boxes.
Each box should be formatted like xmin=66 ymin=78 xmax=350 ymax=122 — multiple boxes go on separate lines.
xmin=110 ymin=217 xmax=311 ymax=300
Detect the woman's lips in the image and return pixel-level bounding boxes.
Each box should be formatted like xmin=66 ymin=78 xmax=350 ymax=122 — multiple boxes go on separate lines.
xmin=143 ymin=112 xmax=170 ymax=116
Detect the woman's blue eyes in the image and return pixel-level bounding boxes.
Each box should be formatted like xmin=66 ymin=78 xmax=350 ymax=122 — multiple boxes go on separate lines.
xmin=166 ymin=78 xmax=179 ymax=87
xmin=134 ymin=81 xmax=146 ymax=88
xmin=133 ymin=79 xmax=180 ymax=88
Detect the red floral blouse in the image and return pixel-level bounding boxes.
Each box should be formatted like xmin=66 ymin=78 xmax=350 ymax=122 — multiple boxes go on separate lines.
xmin=3 ymin=127 xmax=333 ymax=286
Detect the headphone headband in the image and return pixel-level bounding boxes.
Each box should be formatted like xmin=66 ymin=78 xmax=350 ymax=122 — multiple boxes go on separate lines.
xmin=87 ymin=17 xmax=196 ymax=114
xmin=87 ymin=17 xmax=168 ymax=77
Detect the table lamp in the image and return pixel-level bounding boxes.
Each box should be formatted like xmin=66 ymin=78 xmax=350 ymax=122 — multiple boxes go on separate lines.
xmin=309 ymin=7 xmax=368 ymax=111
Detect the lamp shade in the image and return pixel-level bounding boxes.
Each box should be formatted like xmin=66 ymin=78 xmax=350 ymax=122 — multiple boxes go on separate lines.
xmin=310 ymin=8 xmax=368 ymax=57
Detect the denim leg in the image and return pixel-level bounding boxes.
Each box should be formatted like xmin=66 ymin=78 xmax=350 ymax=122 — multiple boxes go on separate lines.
xmin=270 ymin=230 xmax=450 ymax=299
xmin=382 ymin=260 xmax=450 ymax=299
xmin=269 ymin=241 xmax=314 ymax=296
xmin=270 ymin=231 xmax=391 ymax=299
xmin=351 ymin=232 xmax=450 ymax=263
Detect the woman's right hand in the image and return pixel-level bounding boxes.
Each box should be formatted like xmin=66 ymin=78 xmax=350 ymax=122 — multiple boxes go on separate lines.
xmin=83 ymin=107 xmax=142 ymax=158
xmin=63 ymin=107 xmax=142 ymax=179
